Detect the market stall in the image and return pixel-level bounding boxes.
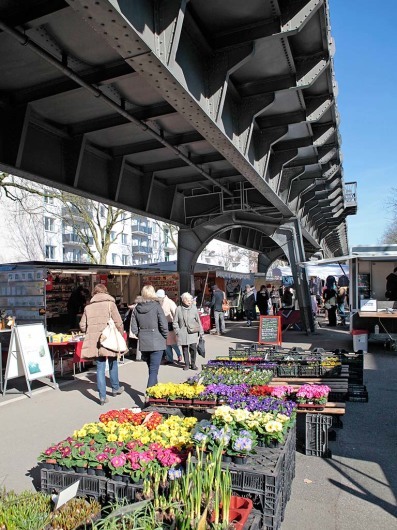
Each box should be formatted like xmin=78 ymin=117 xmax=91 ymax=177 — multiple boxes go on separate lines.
xmin=0 ymin=262 xmax=142 ymax=332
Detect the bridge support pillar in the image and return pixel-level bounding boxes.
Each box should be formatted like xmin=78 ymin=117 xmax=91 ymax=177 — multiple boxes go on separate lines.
xmin=177 ymin=228 xmax=202 ymax=296
xmin=257 ymin=248 xmax=285 ymax=275
xmin=273 ymin=220 xmax=315 ymax=334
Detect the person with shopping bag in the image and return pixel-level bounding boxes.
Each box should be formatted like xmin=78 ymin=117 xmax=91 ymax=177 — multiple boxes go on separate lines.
xmin=173 ymin=292 xmax=204 ymax=371
xmin=130 ymin=285 xmax=168 ymax=388
xmin=79 ymin=283 xmax=125 ymax=405
xmin=156 ymin=289 xmax=182 ymax=364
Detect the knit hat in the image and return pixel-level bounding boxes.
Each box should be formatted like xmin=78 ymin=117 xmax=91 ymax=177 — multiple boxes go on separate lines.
xmin=156 ymin=289 xmax=166 ymax=298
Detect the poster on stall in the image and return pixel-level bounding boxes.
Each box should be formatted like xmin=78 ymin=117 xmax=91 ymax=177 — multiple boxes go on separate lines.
xmin=3 ymin=324 xmax=56 ymax=396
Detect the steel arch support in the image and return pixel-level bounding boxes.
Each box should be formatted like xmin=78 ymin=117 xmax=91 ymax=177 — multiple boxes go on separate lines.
xmin=257 ymin=248 xmax=286 ymax=275
xmin=272 ymin=220 xmax=315 ymax=333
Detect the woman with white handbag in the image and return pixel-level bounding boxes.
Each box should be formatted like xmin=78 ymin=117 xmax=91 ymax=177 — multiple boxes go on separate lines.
xmin=80 ymin=283 xmax=126 ymax=405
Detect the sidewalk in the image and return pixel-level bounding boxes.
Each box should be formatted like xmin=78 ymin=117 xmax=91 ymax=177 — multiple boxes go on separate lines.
xmin=0 ymin=320 xmax=396 ymax=529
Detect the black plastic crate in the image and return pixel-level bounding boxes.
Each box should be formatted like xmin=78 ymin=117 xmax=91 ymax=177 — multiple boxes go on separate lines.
xmin=107 ymin=479 xmax=143 ymax=502
xmin=328 ymin=390 xmax=347 ymax=402
xmin=320 ymin=365 xmax=342 ymax=377
xmin=277 ymin=365 xmax=298 ymax=377
xmin=298 ymin=364 xmax=321 ymax=377
xmin=226 ymin=426 xmax=295 ymax=518
xmin=245 ymin=510 xmax=263 ymax=530
xmin=40 ymin=469 xmax=107 ymax=501
xmin=305 ymin=414 xmax=333 ymax=458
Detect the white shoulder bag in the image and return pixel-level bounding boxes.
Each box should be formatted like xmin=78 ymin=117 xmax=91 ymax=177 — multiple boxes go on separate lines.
xmin=100 ymin=304 xmax=127 ymax=353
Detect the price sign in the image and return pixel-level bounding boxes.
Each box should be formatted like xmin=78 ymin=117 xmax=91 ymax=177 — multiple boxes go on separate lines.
xmin=258 ymin=316 xmax=282 ymax=346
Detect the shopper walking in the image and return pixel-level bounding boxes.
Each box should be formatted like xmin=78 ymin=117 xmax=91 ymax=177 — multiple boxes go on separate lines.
xmin=270 ymin=286 xmax=280 ymax=315
xmin=210 ymin=285 xmax=226 ymax=335
xmin=243 ymin=285 xmax=256 ymax=326
xmin=156 ymin=289 xmax=182 ymax=364
xmin=130 ymin=285 xmax=168 ymax=388
xmin=256 ymin=285 xmax=270 ymax=315
xmin=79 ymin=284 xmax=125 ymax=406
xmin=281 ymin=286 xmax=294 ymax=309
xmin=336 ymin=287 xmax=347 ymax=326
xmin=173 ymin=292 xmax=204 ymax=371
xmin=323 ymin=276 xmax=337 ymax=327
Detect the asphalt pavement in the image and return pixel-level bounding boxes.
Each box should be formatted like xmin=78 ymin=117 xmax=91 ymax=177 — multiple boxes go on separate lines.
xmin=0 ymin=319 xmax=396 ymax=529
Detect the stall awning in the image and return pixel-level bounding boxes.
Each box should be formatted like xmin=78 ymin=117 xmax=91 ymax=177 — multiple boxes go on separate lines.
xmin=216 ymin=270 xmax=252 ymax=280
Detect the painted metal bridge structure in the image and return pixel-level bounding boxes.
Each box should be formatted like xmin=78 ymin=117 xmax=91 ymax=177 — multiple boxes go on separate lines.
xmin=0 ymin=0 xmax=357 ymax=330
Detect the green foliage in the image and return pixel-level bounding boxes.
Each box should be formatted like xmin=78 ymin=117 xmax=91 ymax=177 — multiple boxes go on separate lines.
xmin=0 ymin=489 xmax=52 ymax=530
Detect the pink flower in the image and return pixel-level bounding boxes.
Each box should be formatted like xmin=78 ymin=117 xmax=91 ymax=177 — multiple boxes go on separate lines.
xmin=110 ymin=454 xmax=126 ymax=468
xmin=96 ymin=453 xmax=108 ymax=462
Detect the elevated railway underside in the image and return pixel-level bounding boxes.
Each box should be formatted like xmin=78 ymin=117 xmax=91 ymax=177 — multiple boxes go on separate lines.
xmin=0 ymin=0 xmax=357 ymax=330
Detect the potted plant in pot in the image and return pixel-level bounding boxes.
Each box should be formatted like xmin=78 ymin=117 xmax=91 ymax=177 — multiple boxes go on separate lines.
xmin=296 ymin=384 xmax=331 ymax=409
xmin=228 ymin=430 xmax=257 ymax=465
xmin=192 ymin=388 xmax=218 ymax=407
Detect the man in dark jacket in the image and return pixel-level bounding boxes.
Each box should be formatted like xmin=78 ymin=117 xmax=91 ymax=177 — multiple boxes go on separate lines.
xmin=386 ymin=267 xmax=397 ymax=300
xmin=211 ymin=285 xmax=226 ymax=335
xmin=67 ymin=285 xmax=86 ymax=328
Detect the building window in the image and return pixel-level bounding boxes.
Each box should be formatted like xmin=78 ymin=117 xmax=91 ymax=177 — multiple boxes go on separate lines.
xmin=44 ymin=217 xmax=54 ymax=232
xmin=122 ymin=254 xmax=129 ymax=265
xmin=45 ymin=245 xmax=56 ymax=260
xmin=110 ymin=231 xmax=116 ymax=242
xmin=121 ymin=233 xmax=128 ymax=245
xmin=100 ymin=205 xmax=106 ymax=217
xmin=165 ymin=251 xmax=170 ymax=262
xmin=44 ymin=194 xmax=54 ymax=204
xmin=112 ymin=253 xmax=117 ymax=265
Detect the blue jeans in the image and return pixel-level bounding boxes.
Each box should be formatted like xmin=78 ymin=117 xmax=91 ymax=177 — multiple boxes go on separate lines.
xmin=97 ymin=356 xmax=120 ymax=400
xmin=142 ymin=350 xmax=163 ymax=388
xmin=165 ymin=344 xmax=182 ymax=362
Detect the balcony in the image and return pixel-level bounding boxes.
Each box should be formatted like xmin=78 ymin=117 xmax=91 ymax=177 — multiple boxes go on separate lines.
xmin=163 ymin=238 xmax=176 ymax=251
xmin=63 ymin=256 xmax=90 ymax=263
xmin=343 ymin=181 xmax=358 ymax=215
xmin=63 ymin=233 xmax=94 ymax=246
xmin=131 ymin=224 xmax=152 ymax=236
xmin=132 ymin=245 xmax=152 ymax=255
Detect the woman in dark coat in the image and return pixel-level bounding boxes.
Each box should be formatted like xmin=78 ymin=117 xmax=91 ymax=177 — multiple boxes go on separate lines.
xmin=256 ymin=285 xmax=270 ymax=315
xmin=323 ymin=276 xmax=337 ymax=327
xmin=130 ymin=284 xmax=168 ymax=388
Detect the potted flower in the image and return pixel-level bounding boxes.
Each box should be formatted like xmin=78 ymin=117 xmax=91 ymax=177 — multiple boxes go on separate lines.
xmin=108 ymin=453 xmax=128 ymax=482
xmin=296 ymin=384 xmax=331 ymax=409
xmin=228 ymin=430 xmax=257 ymax=465
xmin=192 ymin=388 xmax=218 ymax=407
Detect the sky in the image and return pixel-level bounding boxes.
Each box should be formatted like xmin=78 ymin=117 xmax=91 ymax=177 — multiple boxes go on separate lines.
xmin=329 ymin=0 xmax=397 ymax=248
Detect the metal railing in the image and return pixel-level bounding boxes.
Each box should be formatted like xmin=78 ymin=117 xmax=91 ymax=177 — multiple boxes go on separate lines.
xmin=63 ymin=233 xmax=94 ymax=245
xmin=131 ymin=224 xmax=152 ymax=235
xmin=131 ymin=245 xmax=152 ymax=254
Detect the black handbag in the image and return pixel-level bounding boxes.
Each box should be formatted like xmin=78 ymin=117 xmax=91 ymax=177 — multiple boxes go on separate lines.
xmin=197 ymin=336 xmax=206 ymax=358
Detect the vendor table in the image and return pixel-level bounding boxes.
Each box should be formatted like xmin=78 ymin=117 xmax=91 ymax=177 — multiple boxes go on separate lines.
xmin=48 ymin=341 xmax=79 ymax=377
xmin=357 ymin=311 xmax=397 ymax=318
xmin=199 ymin=314 xmax=211 ymax=333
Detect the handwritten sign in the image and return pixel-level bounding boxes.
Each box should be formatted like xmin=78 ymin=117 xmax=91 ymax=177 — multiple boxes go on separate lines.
xmin=258 ymin=316 xmax=282 ymax=346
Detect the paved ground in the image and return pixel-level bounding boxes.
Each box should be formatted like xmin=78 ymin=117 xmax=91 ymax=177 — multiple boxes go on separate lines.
xmin=0 ymin=319 xmax=396 ymax=529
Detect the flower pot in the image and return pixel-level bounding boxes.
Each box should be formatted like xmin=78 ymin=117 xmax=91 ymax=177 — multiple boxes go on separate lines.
xmin=232 ymin=455 xmax=248 ymax=465
xmin=75 ymin=466 xmax=88 ymax=474
xmin=229 ymin=497 xmax=253 ymax=530
xmin=42 ymin=462 xmax=54 ymax=470
xmin=61 ymin=465 xmax=73 ymax=473
xmin=266 ymin=439 xmax=280 ymax=448
xmin=192 ymin=399 xmax=217 ymax=407
xmin=257 ymin=438 xmax=266 ymax=447
xmin=169 ymin=399 xmax=192 ymax=406
xmin=297 ymin=403 xmax=324 ymax=411
xmin=221 ymin=454 xmax=232 ymax=463
xmin=87 ymin=468 xmax=96 ymax=476
xmin=148 ymin=397 xmax=168 ymax=404
xmin=111 ymin=474 xmax=124 ymax=482
xmin=53 ymin=464 xmax=62 ymax=471
xmin=95 ymin=468 xmax=106 ymax=477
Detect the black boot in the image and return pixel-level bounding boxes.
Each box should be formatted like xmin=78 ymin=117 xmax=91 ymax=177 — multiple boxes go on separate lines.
xmin=183 ymin=350 xmax=190 ymax=370
xmin=190 ymin=350 xmax=198 ymax=371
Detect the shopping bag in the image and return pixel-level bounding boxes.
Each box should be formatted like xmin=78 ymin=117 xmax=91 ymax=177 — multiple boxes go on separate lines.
xmin=197 ymin=336 xmax=206 ymax=358
xmin=100 ymin=305 xmax=127 ymax=353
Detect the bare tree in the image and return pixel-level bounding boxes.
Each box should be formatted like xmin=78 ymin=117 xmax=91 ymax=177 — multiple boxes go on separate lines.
xmin=381 ymin=188 xmax=397 ymax=243
xmin=152 ymin=221 xmax=179 ymax=261
xmin=0 ymin=175 xmax=136 ymax=265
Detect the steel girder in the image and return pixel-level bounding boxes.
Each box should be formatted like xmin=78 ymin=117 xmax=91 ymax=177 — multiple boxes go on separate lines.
xmin=0 ymin=0 xmax=354 ymax=260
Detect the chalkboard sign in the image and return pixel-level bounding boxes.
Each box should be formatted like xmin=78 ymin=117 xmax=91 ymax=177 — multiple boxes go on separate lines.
xmin=258 ymin=316 xmax=282 ymax=345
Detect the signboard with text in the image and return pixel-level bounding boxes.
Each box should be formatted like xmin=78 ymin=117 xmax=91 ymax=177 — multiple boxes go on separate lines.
xmin=258 ymin=316 xmax=282 ymax=346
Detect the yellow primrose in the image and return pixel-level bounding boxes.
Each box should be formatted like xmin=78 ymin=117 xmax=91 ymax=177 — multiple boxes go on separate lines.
xmin=107 ymin=433 xmax=117 ymax=442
